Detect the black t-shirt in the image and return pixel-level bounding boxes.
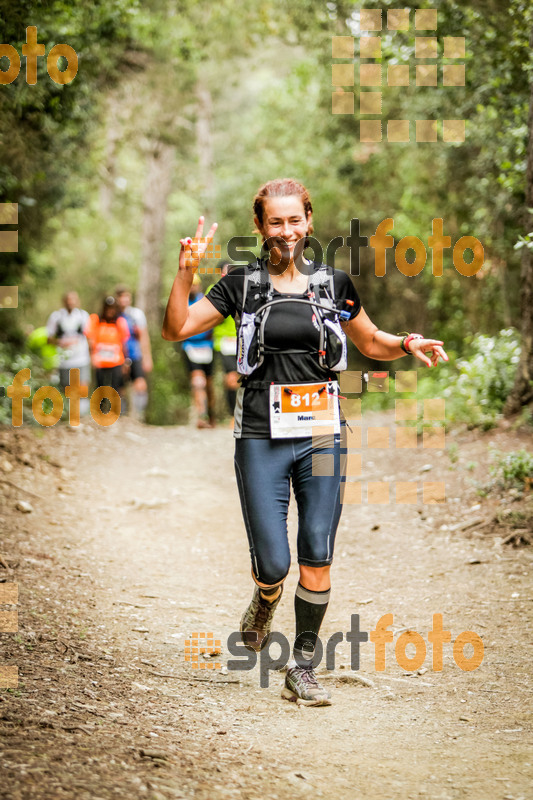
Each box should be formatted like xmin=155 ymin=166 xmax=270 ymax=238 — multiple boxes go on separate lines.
xmin=206 ymin=265 xmax=362 ymax=438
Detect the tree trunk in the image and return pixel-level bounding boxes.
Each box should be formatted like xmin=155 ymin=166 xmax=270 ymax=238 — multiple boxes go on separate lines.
xmin=196 ymin=82 xmax=215 ymax=221
xmin=99 ymin=94 xmax=121 ymax=217
xmin=137 ymin=140 xmax=175 ymax=328
xmin=504 ymin=28 xmax=533 ymax=415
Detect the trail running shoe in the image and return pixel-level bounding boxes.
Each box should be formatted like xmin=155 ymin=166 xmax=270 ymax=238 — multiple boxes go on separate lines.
xmin=281 ymin=664 xmax=332 ymax=706
xmin=239 ymin=585 xmax=283 ymax=652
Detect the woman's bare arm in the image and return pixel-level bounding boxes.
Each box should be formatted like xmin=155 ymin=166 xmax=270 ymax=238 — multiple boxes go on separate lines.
xmin=342 ymin=307 xmax=448 ymax=366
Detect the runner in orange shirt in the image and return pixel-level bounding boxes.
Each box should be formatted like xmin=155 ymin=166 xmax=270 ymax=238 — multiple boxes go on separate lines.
xmin=86 ymin=296 xmax=130 ymax=395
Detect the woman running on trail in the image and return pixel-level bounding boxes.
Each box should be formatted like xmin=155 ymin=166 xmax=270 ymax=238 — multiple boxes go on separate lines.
xmin=162 ymin=178 xmax=448 ymax=706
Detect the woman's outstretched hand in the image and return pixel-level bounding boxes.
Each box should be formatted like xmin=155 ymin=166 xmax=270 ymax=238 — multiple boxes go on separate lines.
xmin=179 ymin=215 xmax=218 ymax=273
xmin=408 ymin=338 xmax=449 ymax=367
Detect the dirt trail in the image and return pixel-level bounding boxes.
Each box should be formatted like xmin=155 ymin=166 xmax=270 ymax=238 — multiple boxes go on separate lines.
xmin=1 ymin=414 xmax=532 ymax=800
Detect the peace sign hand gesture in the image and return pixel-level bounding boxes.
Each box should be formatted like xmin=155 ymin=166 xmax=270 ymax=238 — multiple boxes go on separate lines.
xmin=408 ymin=338 xmax=449 ymax=367
xmin=179 ymin=215 xmax=218 ymax=274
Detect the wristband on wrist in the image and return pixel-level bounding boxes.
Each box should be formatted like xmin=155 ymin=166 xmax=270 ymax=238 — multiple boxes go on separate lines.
xmin=401 ymin=333 xmax=424 ymax=354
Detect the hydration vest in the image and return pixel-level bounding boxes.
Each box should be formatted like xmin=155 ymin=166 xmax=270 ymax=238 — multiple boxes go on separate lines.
xmin=235 ymin=259 xmax=352 ymax=377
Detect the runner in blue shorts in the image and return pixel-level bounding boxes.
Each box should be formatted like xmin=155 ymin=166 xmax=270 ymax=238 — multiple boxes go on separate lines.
xmin=162 ymin=179 xmax=448 ymax=705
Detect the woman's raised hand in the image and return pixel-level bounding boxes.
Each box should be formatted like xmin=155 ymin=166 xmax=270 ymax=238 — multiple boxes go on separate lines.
xmin=179 ymin=216 xmax=218 ymax=273
xmin=408 ymin=338 xmax=449 ymax=367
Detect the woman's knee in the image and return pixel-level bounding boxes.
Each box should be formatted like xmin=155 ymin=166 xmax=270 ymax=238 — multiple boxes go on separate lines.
xmin=299 ymin=564 xmax=331 ymax=591
xmin=253 ymin=555 xmax=290 ymax=587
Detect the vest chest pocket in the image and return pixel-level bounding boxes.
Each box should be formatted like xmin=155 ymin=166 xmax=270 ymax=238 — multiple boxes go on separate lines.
xmin=237 ymin=312 xmax=260 ymax=375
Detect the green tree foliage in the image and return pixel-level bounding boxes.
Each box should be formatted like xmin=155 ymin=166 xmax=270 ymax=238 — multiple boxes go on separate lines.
xmin=0 ymin=0 xmax=140 ymax=342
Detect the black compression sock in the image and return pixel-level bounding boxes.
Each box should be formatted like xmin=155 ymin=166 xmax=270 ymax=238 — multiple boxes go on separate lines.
xmin=293 ymin=582 xmax=330 ymax=667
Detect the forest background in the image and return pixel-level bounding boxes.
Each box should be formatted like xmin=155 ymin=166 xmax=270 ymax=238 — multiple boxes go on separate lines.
xmin=0 ymin=0 xmax=532 ymax=427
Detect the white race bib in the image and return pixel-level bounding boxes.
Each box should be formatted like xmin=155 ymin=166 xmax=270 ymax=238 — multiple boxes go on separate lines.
xmin=96 ymin=344 xmax=120 ymax=363
xmin=183 ymin=344 xmax=213 ymax=364
xmin=269 ymin=381 xmax=340 ymax=438
xmin=220 ymin=336 xmax=237 ymax=356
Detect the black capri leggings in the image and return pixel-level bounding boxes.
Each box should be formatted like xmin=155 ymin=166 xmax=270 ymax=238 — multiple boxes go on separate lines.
xmin=234 ymin=429 xmax=347 ymax=585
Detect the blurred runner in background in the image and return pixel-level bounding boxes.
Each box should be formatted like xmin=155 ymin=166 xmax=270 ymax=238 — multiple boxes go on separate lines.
xmin=115 ymin=285 xmax=153 ymax=421
xmin=46 ymin=291 xmax=91 ymax=416
xmin=179 ymin=274 xmax=216 ymax=429
xmin=207 ymin=261 xmax=238 ymax=422
xmin=85 ymin=297 xmax=130 ymax=411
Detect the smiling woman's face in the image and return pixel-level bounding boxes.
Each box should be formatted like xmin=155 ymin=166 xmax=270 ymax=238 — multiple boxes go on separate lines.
xmin=255 ymin=195 xmax=311 ymax=256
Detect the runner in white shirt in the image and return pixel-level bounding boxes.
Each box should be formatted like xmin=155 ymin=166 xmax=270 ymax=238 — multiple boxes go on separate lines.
xmin=46 ymin=291 xmax=91 ymax=416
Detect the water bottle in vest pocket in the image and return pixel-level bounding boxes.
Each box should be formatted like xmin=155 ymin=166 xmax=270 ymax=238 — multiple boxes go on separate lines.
xmin=237 ymin=312 xmax=260 ymax=375
xmin=323 ymin=318 xmax=347 ymax=371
